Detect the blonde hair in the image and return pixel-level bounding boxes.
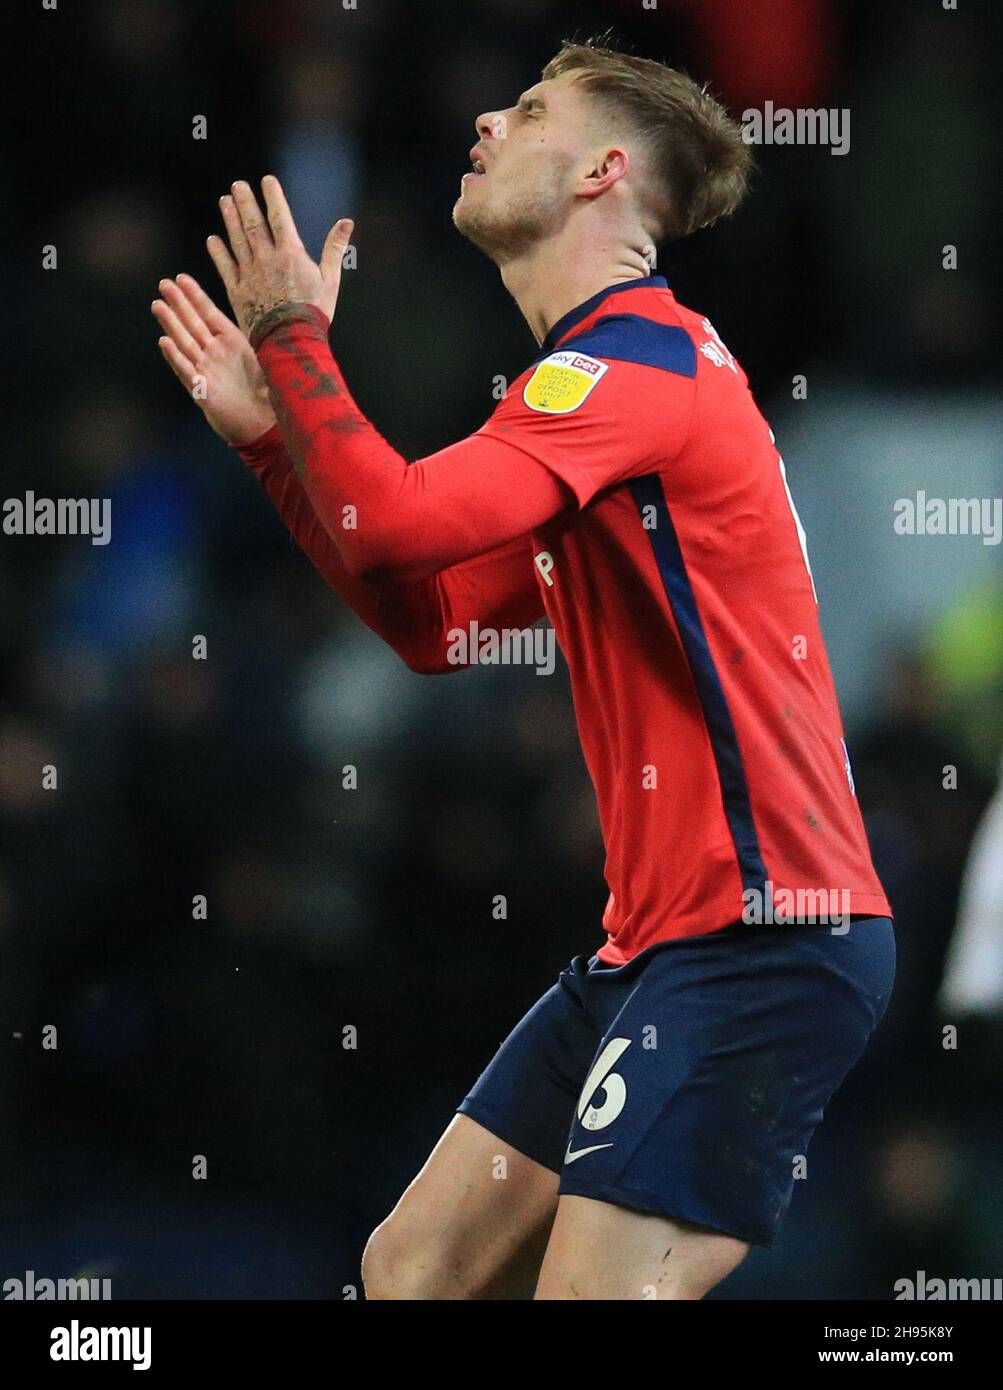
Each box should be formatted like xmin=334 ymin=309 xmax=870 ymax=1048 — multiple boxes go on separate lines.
xmin=542 ymin=39 xmax=752 ymax=242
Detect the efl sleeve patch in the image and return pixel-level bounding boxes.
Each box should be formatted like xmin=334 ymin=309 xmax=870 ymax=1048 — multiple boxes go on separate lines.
xmin=522 ymin=350 xmax=609 ymax=414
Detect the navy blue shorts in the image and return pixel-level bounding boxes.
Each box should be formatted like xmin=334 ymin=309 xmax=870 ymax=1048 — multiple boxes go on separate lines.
xmin=458 ymin=916 xmax=895 ymax=1247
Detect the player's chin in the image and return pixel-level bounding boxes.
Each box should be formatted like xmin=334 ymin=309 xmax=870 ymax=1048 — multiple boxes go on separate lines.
xmin=452 ymin=196 xmax=512 ymax=262
xmin=451 ymin=196 xmax=480 ymax=237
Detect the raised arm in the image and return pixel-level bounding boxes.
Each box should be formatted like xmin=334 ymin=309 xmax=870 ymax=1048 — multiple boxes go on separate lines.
xmin=206 ymin=177 xmax=573 ymax=582
xmin=152 ymin=274 xmax=543 ymax=674
xmin=236 ymin=423 xmax=544 ymax=673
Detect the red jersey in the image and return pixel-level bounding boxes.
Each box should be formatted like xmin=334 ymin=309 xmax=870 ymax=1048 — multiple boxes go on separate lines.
xmin=246 ymin=276 xmax=891 ymax=965
xmin=476 ymin=275 xmax=891 ymax=961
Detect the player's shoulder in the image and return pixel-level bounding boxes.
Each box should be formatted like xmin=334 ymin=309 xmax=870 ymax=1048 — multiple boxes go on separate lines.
xmin=512 ymin=290 xmax=704 ymax=422
xmin=666 ymin=295 xmax=747 ymax=382
xmin=552 ymin=289 xmax=699 ymax=382
xmin=545 ymin=287 xmax=746 ymax=388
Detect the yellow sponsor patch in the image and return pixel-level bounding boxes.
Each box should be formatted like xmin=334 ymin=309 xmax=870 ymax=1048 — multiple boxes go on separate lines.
xmin=523 ymin=350 xmax=609 ymax=414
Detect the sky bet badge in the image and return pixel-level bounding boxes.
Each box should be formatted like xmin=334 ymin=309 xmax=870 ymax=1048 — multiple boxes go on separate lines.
xmin=523 ymin=350 xmax=609 ymax=414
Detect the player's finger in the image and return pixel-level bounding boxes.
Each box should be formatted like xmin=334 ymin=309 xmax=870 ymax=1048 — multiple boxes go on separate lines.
xmin=320 ymin=218 xmax=355 ymax=289
xmin=219 ymin=194 xmax=252 ymax=266
xmin=231 ymin=180 xmax=273 ymax=251
xmin=176 ymin=274 xmax=234 ymax=336
xmin=158 ymin=278 xmax=212 ymax=349
xmin=151 ymin=298 xmax=201 ymax=365
xmin=260 ymin=174 xmax=303 ymax=249
xmin=207 ymin=233 xmax=239 ymax=295
xmin=158 ymin=335 xmax=198 ymax=392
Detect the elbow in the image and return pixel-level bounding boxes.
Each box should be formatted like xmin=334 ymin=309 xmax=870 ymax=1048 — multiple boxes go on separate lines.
xmin=400 ymin=655 xmax=451 ymax=676
xmin=341 ymin=549 xmax=389 ymax=583
xmin=397 ymin=645 xmax=462 ymax=676
xmin=347 ymin=553 xmax=440 ymax=586
xmin=341 ymin=535 xmax=417 ymax=583
xmin=343 ymin=556 xmax=380 ymax=582
xmin=396 ymin=643 xmax=466 ymax=677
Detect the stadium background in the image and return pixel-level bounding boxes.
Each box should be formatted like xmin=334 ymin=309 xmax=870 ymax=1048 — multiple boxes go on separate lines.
xmin=3 ymin=0 xmax=1001 ymax=1298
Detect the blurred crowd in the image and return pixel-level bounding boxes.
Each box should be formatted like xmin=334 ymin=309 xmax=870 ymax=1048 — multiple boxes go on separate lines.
xmin=3 ymin=0 xmax=1001 ymax=1297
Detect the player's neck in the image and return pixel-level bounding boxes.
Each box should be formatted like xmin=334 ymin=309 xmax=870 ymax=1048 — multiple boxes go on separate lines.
xmin=500 ymin=233 xmax=654 ymax=348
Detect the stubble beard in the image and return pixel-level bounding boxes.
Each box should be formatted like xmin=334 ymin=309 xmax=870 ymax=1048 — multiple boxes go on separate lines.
xmin=453 ymin=164 xmax=572 ymax=266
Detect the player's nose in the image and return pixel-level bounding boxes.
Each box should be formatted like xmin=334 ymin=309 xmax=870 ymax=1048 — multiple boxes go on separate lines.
xmin=476 ymin=110 xmax=507 ymax=142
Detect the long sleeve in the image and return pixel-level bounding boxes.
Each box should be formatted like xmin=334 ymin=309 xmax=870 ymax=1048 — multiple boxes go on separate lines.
xmin=236 ymin=425 xmax=545 ymax=675
xmin=249 ymin=303 xmax=570 ymax=581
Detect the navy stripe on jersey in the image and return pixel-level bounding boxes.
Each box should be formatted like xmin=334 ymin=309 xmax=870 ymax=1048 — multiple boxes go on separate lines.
xmin=629 ymin=474 xmax=768 ymax=895
xmin=542 ymin=275 xmax=669 ymax=355
xmin=547 ymin=313 xmax=697 ymax=378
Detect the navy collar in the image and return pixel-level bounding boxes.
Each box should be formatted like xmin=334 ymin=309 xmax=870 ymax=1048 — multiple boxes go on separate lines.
xmin=540 ymin=274 xmax=669 ymax=355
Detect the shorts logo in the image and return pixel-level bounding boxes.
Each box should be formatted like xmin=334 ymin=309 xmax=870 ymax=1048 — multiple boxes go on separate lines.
xmin=577 ymin=1036 xmax=632 ymax=1131
xmin=523 ymin=350 xmax=609 ymax=414
xmin=564 ymin=1142 xmax=612 ymax=1164
xmin=564 ymin=1036 xmax=632 ymax=1164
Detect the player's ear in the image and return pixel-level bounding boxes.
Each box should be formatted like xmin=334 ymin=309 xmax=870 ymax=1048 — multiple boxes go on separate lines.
xmin=580 ymin=148 xmax=629 ymax=200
